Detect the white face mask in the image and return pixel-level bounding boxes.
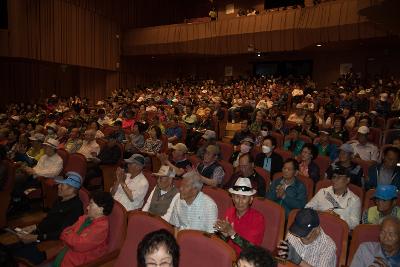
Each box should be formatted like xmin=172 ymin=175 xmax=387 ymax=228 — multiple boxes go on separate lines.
xmin=240 ymin=144 xmax=251 ymax=154
xmin=262 ymin=145 xmax=272 ymax=154
xmin=261 ymin=130 xmax=269 ymax=137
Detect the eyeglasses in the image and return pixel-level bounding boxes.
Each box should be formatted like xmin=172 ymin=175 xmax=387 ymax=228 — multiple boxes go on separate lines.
xmin=145 ymin=261 xmax=172 ymax=267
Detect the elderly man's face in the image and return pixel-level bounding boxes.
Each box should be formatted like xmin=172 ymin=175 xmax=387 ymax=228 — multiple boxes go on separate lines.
xmin=179 ymin=178 xmax=197 ymax=201
xmin=300 ymin=227 xmax=320 ymax=245
xmin=84 ymin=132 xmax=95 ymax=141
xmin=376 ymin=199 xmax=396 ymax=214
xmin=157 ymin=176 xmax=173 ymax=191
xmin=44 ymin=145 xmax=56 ymax=156
xmin=379 ymin=219 xmax=400 ymax=251
xmin=332 ymin=174 xmax=349 ymax=192
xmin=357 ymin=133 xmax=368 ymax=145
xmin=239 ymin=156 xmax=253 ymax=177
xmin=232 ymin=194 xmax=253 ymax=215
xmin=58 ymin=183 xmax=76 ymax=199
xmin=383 ymin=151 xmax=399 ymax=169
xmin=203 ymin=149 xmax=217 ymax=164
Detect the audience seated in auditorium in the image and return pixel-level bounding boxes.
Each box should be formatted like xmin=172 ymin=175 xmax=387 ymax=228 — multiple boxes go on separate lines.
xmin=267 ymin=158 xmax=307 ymax=217
xmin=225 ymin=153 xmax=266 ymax=197
xmin=76 ymin=129 xmax=100 ymax=160
xmin=230 ymin=137 xmax=254 ymax=168
xmin=236 ymin=246 xmax=277 ymax=267
xmin=141 ymin=125 xmax=162 ymax=156
xmin=273 ymin=114 xmax=289 ymax=136
xmin=283 ymin=126 xmax=305 ymax=156
xmin=366 ymin=146 xmax=400 ymax=190
xmin=300 ymin=112 xmax=319 ymax=139
xmin=314 ymin=130 xmax=338 ymax=161
xmin=215 ymin=177 xmax=265 ymax=255
xmin=14 ymin=138 xmax=63 ymax=205
xmin=362 ymin=185 xmax=400 ymax=225
xmin=348 ymin=126 xmax=379 ymax=162
xmin=350 ymin=216 xmax=400 ymax=267
xmin=111 ymin=154 xmax=148 ymax=211
xmin=6 ymin=172 xmax=83 ymax=265
xmin=158 ymin=143 xmax=192 ymax=178
xmin=124 ymin=123 xmax=145 ymax=157
xmin=255 ymin=136 xmax=283 ymax=178
xmin=50 ymin=191 xmax=114 ymax=267
xmin=195 ymin=130 xmax=217 ymax=159
xmin=326 ymin=143 xmax=363 ymax=186
xmin=196 ymin=145 xmax=225 ymax=187
xmin=165 ymin=116 xmax=183 ymax=144
xmin=297 ymin=143 xmax=320 ymax=183
xmin=169 ymin=171 xmax=217 ymax=233
xmin=231 ymin=120 xmax=254 ymax=146
xmin=306 ymin=166 xmax=361 ymax=229
xmin=85 ymin=132 xmax=122 ymax=185
xmin=137 ymin=229 xmax=180 ymax=267
xmin=142 ymin=165 xmax=180 ymax=222
xmin=329 ymin=116 xmax=349 ymax=142
xmin=63 ymin=128 xmax=83 ymax=154
xmin=277 ymin=208 xmax=337 ymax=266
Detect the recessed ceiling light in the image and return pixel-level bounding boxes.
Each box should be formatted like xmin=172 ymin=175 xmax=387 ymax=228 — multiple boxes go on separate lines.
xmin=316 ymin=44 xmax=322 ymax=47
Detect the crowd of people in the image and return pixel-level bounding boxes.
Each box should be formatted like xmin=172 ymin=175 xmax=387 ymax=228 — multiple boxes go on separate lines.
xmin=0 ymin=71 xmax=399 ymax=266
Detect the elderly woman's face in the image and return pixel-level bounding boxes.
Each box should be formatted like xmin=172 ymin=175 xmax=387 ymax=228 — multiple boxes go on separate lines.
xmin=87 ymin=199 xmax=103 ymax=219
xmin=144 ymin=244 xmax=173 ymax=267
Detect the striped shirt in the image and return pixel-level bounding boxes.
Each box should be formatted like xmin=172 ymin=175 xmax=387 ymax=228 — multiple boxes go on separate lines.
xmin=169 ymin=191 xmax=218 ymax=233
xmin=287 ymin=229 xmax=337 ymax=267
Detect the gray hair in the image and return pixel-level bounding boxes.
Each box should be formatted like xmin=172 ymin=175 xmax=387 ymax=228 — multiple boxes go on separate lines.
xmin=381 ymin=216 xmax=400 ymax=229
xmin=182 ymin=171 xmax=203 ymax=191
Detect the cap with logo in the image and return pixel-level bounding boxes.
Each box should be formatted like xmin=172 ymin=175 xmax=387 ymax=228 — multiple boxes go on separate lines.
xmin=289 ymin=208 xmax=320 ymax=238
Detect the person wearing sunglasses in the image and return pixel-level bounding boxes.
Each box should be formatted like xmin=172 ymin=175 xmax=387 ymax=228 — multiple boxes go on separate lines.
xmin=214 ymin=177 xmax=265 ymax=255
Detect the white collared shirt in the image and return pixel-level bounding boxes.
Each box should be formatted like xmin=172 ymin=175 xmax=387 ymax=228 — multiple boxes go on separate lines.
xmin=350 ymin=141 xmax=379 ymax=162
xmin=306 ymin=186 xmax=361 ymax=229
xmin=169 ymin=191 xmax=218 ymax=233
xmin=77 ymin=140 xmax=100 ymax=159
xmin=113 ymin=172 xmax=149 ymax=211
xmin=33 ymin=153 xmax=63 ymax=178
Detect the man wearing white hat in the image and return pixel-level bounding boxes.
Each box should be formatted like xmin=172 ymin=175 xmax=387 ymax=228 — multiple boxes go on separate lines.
xmin=23 ymin=138 xmax=63 ymax=178
xmin=215 ymin=177 xmax=265 ymax=255
xmin=348 ymin=126 xmax=379 ymax=162
xmin=142 ymin=165 xmax=180 ymax=221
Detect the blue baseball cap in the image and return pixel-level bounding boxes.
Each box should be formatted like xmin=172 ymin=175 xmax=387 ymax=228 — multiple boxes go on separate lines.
xmin=373 ymin=185 xmax=398 ymax=201
xmin=55 ymin=171 xmax=82 ymax=189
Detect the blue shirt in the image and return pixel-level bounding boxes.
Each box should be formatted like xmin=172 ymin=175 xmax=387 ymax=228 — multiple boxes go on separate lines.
xmin=266 ymin=177 xmax=307 ymax=217
xmin=165 ymin=126 xmax=182 ymax=139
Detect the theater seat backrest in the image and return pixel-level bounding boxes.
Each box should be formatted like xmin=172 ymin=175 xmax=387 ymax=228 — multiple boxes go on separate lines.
xmin=107 ymin=201 xmax=127 ymax=253
xmin=178 ymin=230 xmax=236 ymax=267
xmin=252 ymin=198 xmax=285 ymax=253
xmin=114 ymin=211 xmax=174 ymax=267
